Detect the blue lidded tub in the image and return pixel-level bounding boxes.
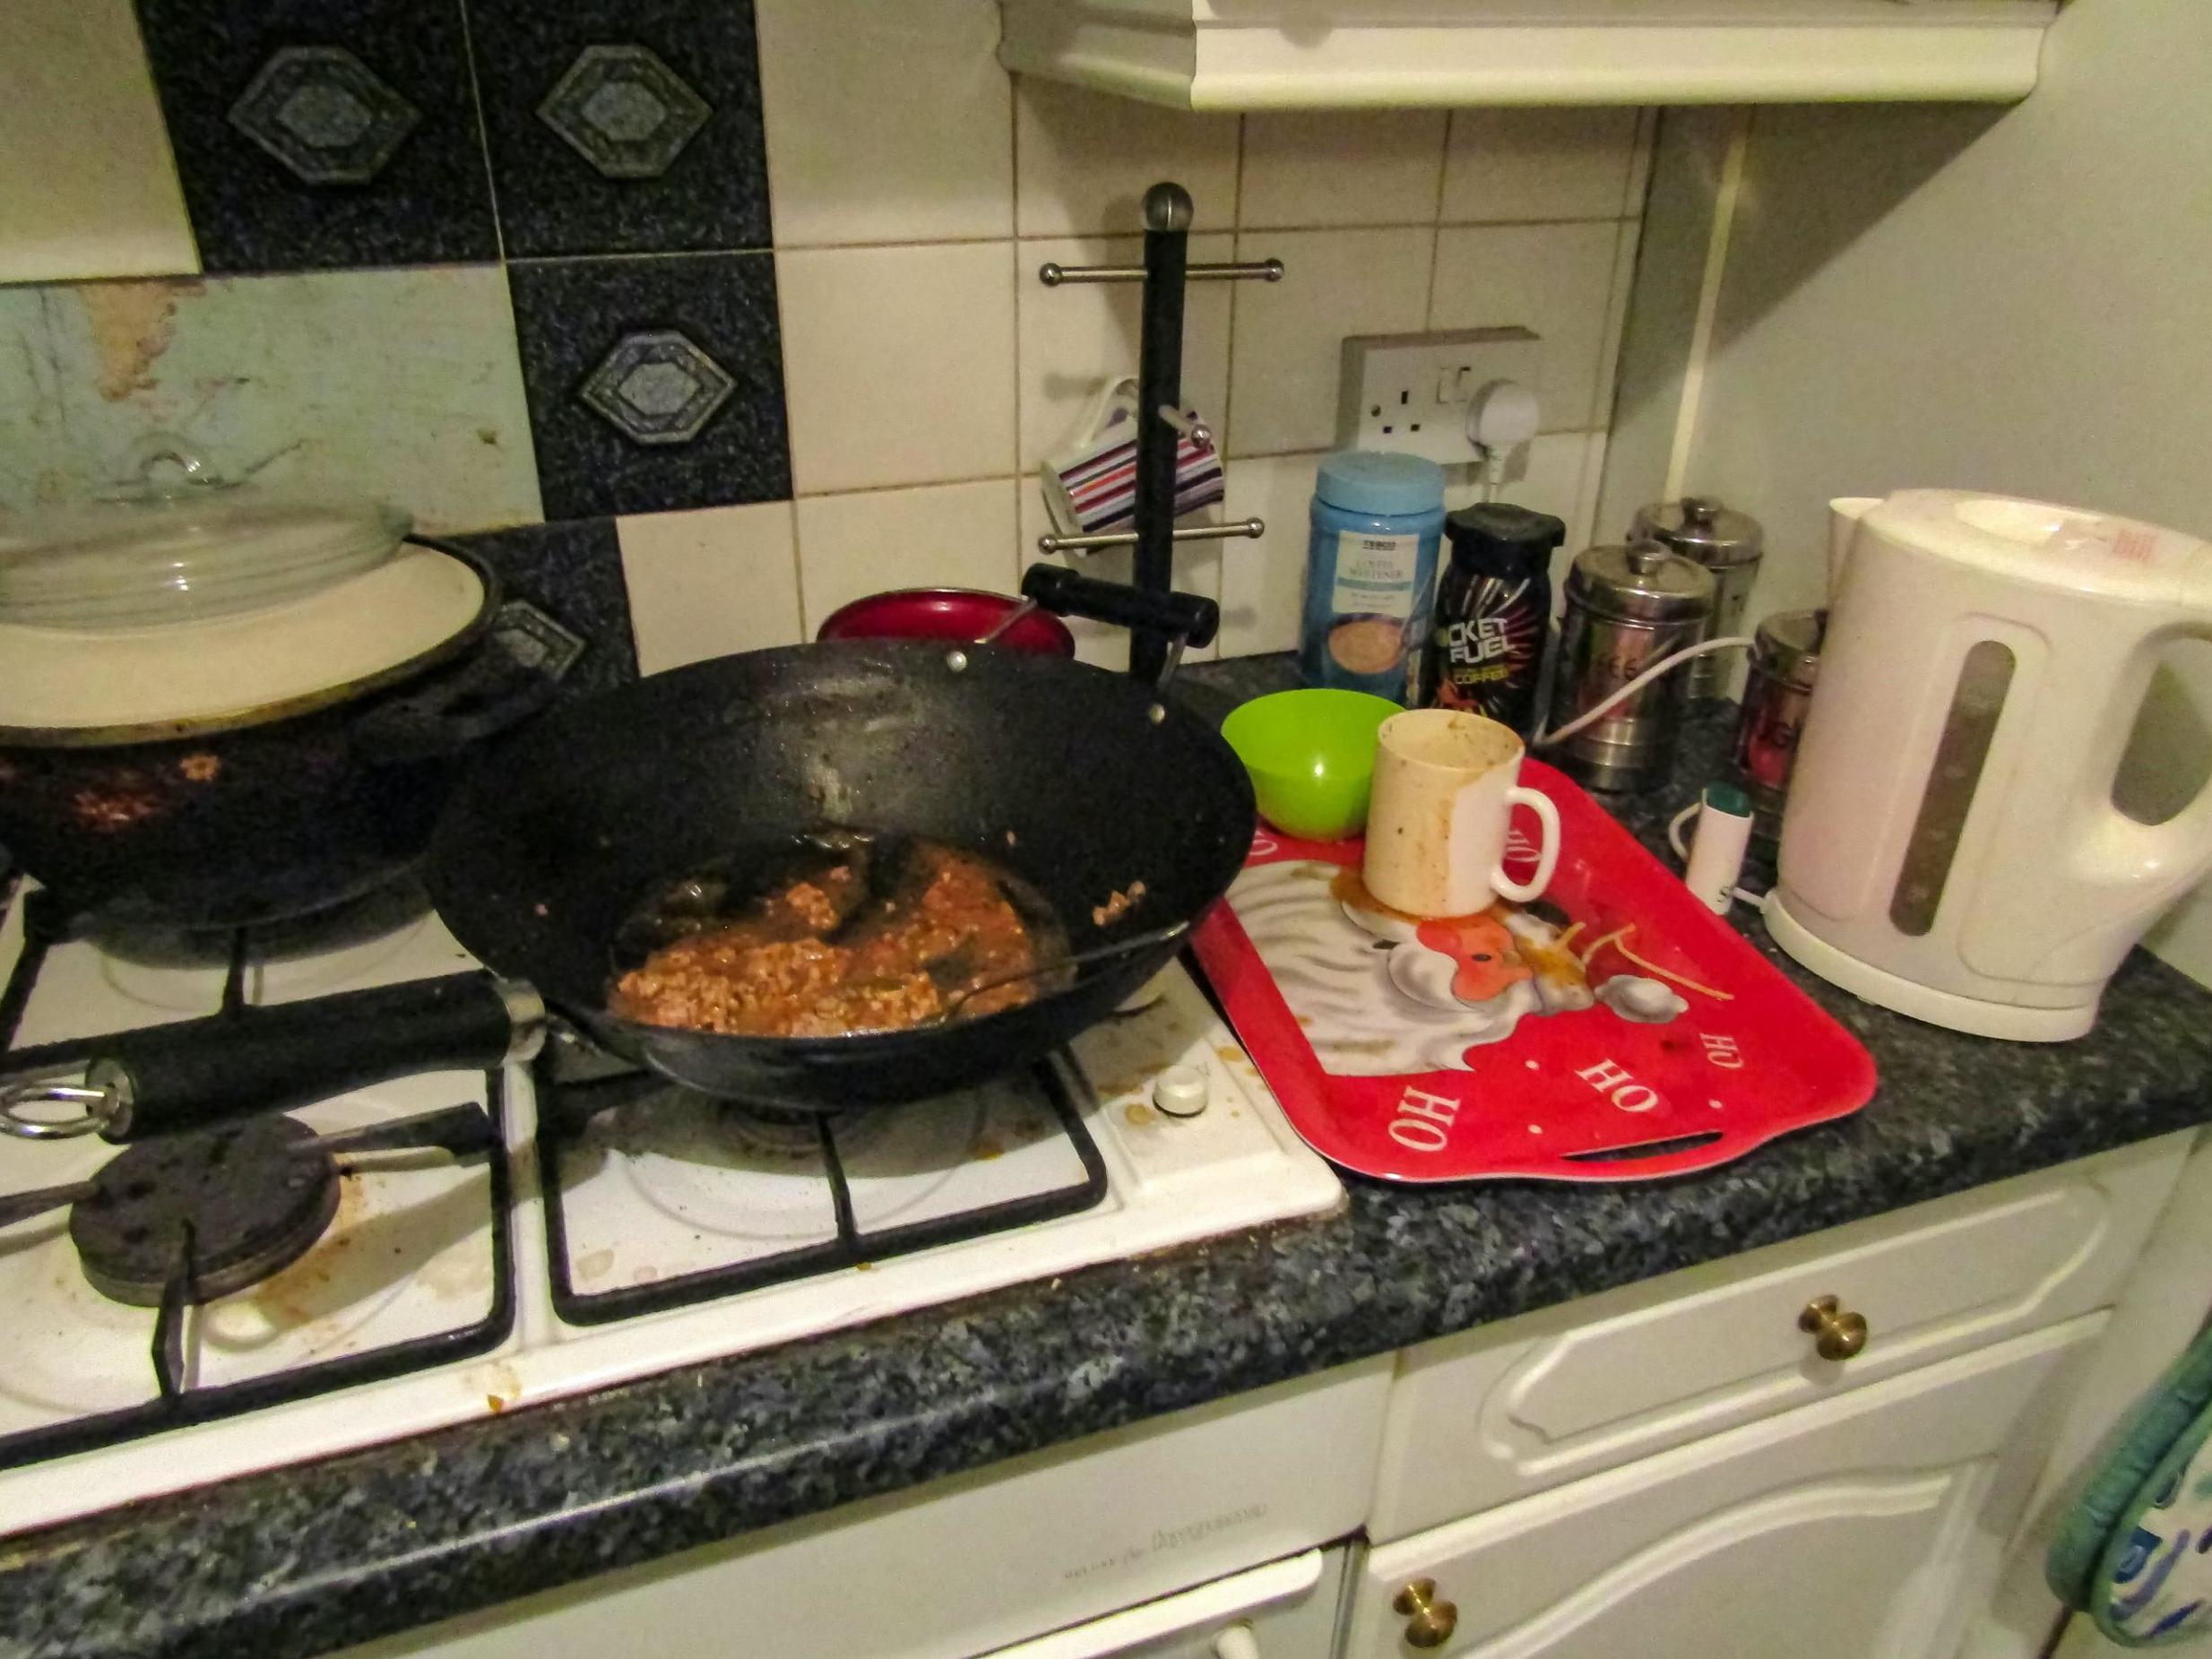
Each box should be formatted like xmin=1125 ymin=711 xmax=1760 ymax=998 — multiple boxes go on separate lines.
xmin=1300 ymin=451 xmax=1447 ymax=704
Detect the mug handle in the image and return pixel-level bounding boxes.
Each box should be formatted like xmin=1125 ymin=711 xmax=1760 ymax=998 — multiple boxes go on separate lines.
xmin=1491 ymin=787 xmax=1561 ymax=903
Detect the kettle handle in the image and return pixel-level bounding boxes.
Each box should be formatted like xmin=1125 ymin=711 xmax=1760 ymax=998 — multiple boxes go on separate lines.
xmin=2033 ymin=618 xmax=2212 ymax=987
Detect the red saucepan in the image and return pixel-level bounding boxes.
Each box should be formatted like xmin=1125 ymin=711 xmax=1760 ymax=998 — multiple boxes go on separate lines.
xmin=817 ymin=587 xmax=1076 ymax=657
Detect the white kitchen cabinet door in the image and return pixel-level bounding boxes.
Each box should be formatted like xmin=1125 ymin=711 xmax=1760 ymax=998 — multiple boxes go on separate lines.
xmin=1373 ymin=1134 xmax=2190 ymax=1538
xmin=1344 ymin=1315 xmax=2105 ymax=1659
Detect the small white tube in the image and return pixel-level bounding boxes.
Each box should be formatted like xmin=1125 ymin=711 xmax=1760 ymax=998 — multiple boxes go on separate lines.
xmin=1685 ymin=783 xmax=1754 ymax=915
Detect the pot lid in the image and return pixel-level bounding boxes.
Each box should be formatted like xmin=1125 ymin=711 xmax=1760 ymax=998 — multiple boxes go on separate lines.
xmin=0 ymin=547 xmax=490 ymax=742
xmin=1630 ymin=496 xmax=1765 ymax=568
xmin=0 ymin=436 xmax=410 ymax=629
xmin=1566 ymin=542 xmax=1716 ymax=623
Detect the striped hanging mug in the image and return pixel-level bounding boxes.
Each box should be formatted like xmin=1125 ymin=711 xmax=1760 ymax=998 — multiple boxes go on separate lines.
xmin=1039 ymin=377 xmax=1226 ymax=538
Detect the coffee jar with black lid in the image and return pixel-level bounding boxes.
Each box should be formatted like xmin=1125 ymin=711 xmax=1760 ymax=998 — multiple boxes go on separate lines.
xmin=1547 ymin=541 xmax=1715 ymax=792
xmin=1419 ymin=501 xmax=1566 ymax=737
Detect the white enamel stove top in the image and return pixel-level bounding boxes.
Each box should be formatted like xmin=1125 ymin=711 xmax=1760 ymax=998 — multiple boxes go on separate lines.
xmin=0 ymin=886 xmax=1341 ymax=1538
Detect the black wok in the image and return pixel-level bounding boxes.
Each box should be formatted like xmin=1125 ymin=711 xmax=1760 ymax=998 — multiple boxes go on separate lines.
xmin=11 ymin=629 xmax=1257 ymax=1143
xmin=428 ymin=639 xmax=1255 ymax=1109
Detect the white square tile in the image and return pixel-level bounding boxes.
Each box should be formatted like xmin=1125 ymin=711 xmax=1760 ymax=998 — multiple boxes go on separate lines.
xmin=794 ymin=479 xmax=1023 ymax=633
xmin=1439 ymin=108 xmax=1642 ymax=225
xmin=617 ymin=503 xmax=803 ymax=672
xmin=756 ymin=0 xmax=1013 ymax=246
xmin=0 ymin=0 xmax=196 ymax=283
xmin=1429 ymin=221 xmax=1624 ymax=432
xmin=1594 ymin=215 xmax=1644 ymax=432
xmin=1216 ymin=451 xmax=1323 ymax=658
xmin=1016 ymin=483 xmax=1223 ymax=670
xmin=1238 ymin=110 xmax=1447 ymax=231
xmin=1622 ymin=108 xmax=1660 ymax=219
xmin=1016 ymin=233 xmax=1233 ymax=471
xmin=1014 ymin=78 xmax=1240 ymax=238
xmin=1575 ymin=430 xmax=1612 ymax=555
xmin=778 ymin=243 xmax=1018 ymax=495
xmin=1226 ymin=226 xmax=1434 ymax=459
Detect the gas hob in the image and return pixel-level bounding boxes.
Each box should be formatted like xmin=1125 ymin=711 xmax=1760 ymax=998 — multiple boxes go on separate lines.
xmin=0 ymin=880 xmax=1341 ymax=1538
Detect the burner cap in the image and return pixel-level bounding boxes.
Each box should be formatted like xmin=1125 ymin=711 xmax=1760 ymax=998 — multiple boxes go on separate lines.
xmin=69 ymin=1117 xmax=341 ymax=1307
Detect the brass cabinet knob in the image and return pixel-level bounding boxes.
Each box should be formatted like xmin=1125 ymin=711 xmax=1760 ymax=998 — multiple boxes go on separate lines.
xmin=1394 ymin=1577 xmax=1458 ymax=1648
xmin=1800 ymin=1293 xmax=1871 ymax=1361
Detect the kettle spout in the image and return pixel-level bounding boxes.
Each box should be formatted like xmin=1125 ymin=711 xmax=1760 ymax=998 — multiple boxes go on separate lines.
xmin=1827 ymin=497 xmax=1881 ymax=593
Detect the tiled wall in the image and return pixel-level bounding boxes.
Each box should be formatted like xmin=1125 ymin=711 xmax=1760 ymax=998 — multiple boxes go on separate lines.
xmin=0 ymin=0 xmax=1652 ymax=679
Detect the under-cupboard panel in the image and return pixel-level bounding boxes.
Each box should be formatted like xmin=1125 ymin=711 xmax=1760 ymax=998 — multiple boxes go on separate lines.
xmin=998 ymin=0 xmax=2057 ymax=112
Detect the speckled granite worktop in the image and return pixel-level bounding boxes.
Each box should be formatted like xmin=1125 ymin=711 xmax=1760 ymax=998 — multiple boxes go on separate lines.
xmin=7 ymin=656 xmax=2212 ymax=1659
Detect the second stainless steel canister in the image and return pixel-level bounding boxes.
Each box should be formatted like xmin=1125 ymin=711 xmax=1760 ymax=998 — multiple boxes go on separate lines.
xmin=1548 ymin=542 xmax=1715 ymax=792
xmin=1629 ymin=496 xmax=1764 ymax=699
xmin=1731 ymin=608 xmax=1824 ymax=842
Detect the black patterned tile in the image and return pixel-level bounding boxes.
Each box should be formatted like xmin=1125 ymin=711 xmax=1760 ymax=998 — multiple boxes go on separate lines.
xmin=449 ymin=519 xmax=639 ymax=696
xmin=134 ymin=0 xmax=497 ymax=272
xmin=506 ymin=253 xmax=791 ymax=520
xmin=464 ymin=0 xmax=771 ymax=258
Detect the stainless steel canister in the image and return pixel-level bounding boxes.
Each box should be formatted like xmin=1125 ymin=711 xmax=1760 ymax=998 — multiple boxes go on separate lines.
xmin=1731 ymin=609 xmax=1824 ymax=843
xmin=1629 ymin=496 xmax=1765 ymax=699
xmin=1547 ymin=543 xmax=1715 ymax=792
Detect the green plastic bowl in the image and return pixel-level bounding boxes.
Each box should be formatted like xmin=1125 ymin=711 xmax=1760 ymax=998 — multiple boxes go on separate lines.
xmin=1222 ymin=687 xmax=1400 ymax=841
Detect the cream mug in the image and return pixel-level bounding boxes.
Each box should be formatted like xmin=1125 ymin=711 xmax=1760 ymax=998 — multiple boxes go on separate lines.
xmin=1363 ymin=710 xmax=1561 ymax=916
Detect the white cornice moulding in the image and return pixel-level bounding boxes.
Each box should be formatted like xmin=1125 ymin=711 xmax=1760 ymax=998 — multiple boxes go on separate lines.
xmin=998 ymin=0 xmax=2056 ymax=109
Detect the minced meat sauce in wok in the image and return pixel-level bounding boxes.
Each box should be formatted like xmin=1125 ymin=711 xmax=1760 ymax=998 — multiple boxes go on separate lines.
xmin=608 ymin=833 xmax=1072 ymax=1039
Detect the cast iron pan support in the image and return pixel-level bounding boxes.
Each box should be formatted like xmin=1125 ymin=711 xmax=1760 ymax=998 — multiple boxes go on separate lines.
xmin=1034 ymin=183 xmax=1283 ymax=681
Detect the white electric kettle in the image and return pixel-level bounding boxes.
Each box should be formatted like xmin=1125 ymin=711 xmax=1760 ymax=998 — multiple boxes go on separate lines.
xmin=1766 ymin=489 xmax=2212 ymax=1041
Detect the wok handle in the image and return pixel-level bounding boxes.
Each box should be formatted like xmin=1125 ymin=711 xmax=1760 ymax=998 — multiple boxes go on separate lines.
xmin=81 ymin=974 xmax=543 ymax=1143
xmin=1020 ymin=565 xmax=1219 ymax=652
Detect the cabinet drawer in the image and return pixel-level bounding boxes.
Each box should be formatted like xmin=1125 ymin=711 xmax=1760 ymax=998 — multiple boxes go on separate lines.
xmin=1371 ymin=1133 xmax=2189 ymax=1539
xmin=1347 ymin=1315 xmax=2104 ymax=1659
xmin=978 ymin=1546 xmax=1344 ymax=1658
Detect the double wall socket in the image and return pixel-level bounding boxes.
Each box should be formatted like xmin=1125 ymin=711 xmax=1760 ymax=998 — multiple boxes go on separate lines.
xmin=1335 ymin=326 xmax=1544 ymax=467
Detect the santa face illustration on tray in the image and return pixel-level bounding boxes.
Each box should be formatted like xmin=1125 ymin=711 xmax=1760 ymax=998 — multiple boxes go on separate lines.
xmin=1227 ymin=860 xmax=1688 ymax=1078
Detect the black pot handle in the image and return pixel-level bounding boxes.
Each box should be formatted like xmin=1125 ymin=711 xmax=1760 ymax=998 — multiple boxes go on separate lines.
xmin=1020 ymin=565 xmax=1220 ymax=651
xmin=352 ymin=644 xmax=563 ymax=765
xmin=0 ymin=974 xmax=541 ymax=1144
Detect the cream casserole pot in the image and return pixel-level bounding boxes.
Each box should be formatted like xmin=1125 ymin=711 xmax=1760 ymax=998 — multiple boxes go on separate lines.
xmin=0 ymin=442 xmax=557 ymax=927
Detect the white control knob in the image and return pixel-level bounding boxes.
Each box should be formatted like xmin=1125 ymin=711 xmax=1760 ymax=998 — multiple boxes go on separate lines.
xmin=1214 ymin=1624 xmax=1261 ymax=1659
xmin=1153 ymin=1065 xmax=1209 ymax=1119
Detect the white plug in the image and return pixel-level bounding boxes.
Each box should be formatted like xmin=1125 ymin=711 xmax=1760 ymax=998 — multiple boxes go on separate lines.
xmin=1466 ymin=378 xmax=1540 ymax=497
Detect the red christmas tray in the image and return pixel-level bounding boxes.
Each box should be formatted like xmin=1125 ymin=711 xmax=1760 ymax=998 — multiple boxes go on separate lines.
xmin=1191 ymin=757 xmax=1877 ymax=1182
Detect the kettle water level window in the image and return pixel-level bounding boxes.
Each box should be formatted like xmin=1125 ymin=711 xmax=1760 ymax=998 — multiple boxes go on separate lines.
xmin=1891 ymin=641 xmax=2016 ymax=937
